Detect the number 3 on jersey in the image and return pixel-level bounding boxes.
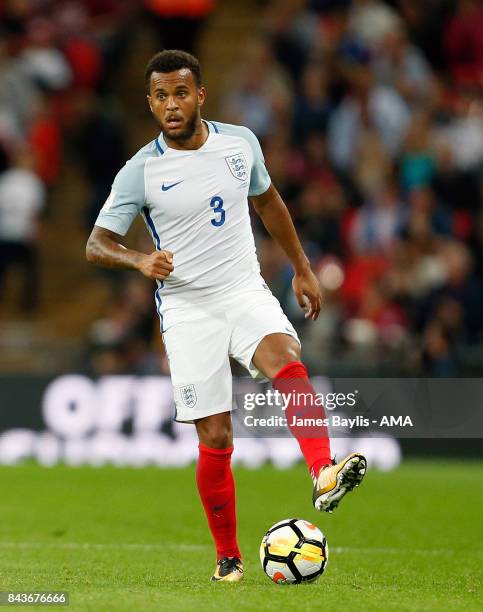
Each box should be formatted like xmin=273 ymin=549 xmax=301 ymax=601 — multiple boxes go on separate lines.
xmin=210 ymin=196 xmax=225 ymax=227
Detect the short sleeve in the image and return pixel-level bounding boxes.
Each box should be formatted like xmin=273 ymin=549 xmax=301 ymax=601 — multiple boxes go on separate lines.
xmin=241 ymin=127 xmax=271 ymax=197
xmin=94 ymin=157 xmax=146 ymax=236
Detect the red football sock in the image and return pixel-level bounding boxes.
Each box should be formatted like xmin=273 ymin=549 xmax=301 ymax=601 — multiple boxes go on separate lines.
xmin=196 ymin=444 xmax=241 ymax=561
xmin=273 ymin=361 xmax=332 ymax=480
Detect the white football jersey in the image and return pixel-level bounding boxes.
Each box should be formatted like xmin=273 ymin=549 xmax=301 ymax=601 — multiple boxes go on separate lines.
xmin=95 ymin=120 xmax=272 ymax=331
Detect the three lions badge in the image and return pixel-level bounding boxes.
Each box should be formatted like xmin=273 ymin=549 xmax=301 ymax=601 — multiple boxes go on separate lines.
xmin=225 ymin=152 xmax=248 ymax=181
xmin=179 ymin=384 xmax=197 ymax=408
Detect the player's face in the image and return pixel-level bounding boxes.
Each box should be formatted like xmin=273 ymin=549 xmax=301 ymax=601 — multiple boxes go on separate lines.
xmin=147 ymin=69 xmax=206 ymax=142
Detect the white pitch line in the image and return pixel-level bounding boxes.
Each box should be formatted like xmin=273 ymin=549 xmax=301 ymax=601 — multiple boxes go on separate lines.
xmin=0 ymin=542 xmax=477 ymax=555
xmin=331 ymin=547 xmax=456 ymax=555
xmin=0 ymin=542 xmax=209 ymax=552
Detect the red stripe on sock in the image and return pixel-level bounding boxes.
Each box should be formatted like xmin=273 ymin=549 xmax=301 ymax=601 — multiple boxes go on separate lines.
xmin=273 ymin=361 xmax=332 ymax=478
xmin=196 ymin=444 xmax=241 ymax=561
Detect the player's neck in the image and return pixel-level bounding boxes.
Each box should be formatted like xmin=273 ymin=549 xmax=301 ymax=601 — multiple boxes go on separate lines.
xmin=163 ymin=118 xmax=209 ymax=151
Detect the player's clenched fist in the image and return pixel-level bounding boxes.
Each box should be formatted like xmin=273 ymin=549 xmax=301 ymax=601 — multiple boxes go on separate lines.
xmin=137 ymin=250 xmax=174 ymax=280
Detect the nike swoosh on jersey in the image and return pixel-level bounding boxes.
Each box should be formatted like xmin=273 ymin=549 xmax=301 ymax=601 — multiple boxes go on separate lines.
xmin=161 ymin=180 xmax=184 ymax=191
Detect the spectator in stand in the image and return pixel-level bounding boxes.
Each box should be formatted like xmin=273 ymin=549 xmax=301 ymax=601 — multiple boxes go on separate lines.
xmin=55 ymin=3 xmax=102 ymax=92
xmin=443 ymin=0 xmax=483 ymax=87
xmin=144 ymin=0 xmax=216 ymax=54
xmin=20 ymin=17 xmax=72 ymax=92
xmin=352 ymin=278 xmax=408 ymax=340
xmin=405 ymin=186 xmax=453 ymax=239
xmin=327 ymin=62 xmax=410 ymax=172
xmin=266 ymin=0 xmax=323 ymax=80
xmin=87 ymin=276 xmax=160 ymax=375
xmin=0 ymin=148 xmax=45 ymax=313
xmin=353 ymin=130 xmax=392 ymax=199
xmin=422 ymin=321 xmax=457 ymax=376
xmin=221 ymin=39 xmax=293 ymax=139
xmin=28 ymin=91 xmax=62 ymax=190
xmin=0 ymin=38 xmax=39 ymax=140
xmin=420 ymin=240 xmax=483 ymax=342
xmin=348 ymin=179 xmax=405 ymax=254
xmin=434 ymin=93 xmax=483 ymax=174
xmin=56 ymin=0 xmax=137 ymax=95
xmin=260 ymin=131 xmax=305 ymax=201
xmin=292 ymin=63 xmax=332 ymax=141
xmin=432 ymin=141 xmax=480 ymax=213
xmin=256 ymin=236 xmax=292 ymax=306
xmin=0 ymin=141 xmax=7 ymax=175
xmin=73 ymin=92 xmax=128 ymax=227
xmin=348 ymin=0 xmax=402 ymax=50
xmin=400 ymin=111 xmax=436 ymax=192
xmin=296 ymin=178 xmax=346 ymax=257
xmin=372 ymin=27 xmax=435 ymax=108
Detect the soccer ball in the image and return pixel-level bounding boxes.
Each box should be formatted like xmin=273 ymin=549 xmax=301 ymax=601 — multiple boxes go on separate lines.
xmin=259 ymin=518 xmax=328 ymax=584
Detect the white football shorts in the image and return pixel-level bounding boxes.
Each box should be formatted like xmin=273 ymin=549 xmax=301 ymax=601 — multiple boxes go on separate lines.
xmin=162 ymin=284 xmax=299 ymax=423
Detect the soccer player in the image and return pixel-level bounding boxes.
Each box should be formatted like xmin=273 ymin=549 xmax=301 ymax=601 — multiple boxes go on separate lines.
xmin=86 ymin=50 xmax=366 ymax=583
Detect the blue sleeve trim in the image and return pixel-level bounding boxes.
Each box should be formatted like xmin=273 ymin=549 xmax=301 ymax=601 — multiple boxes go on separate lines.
xmin=155 ymin=138 xmax=164 ymax=155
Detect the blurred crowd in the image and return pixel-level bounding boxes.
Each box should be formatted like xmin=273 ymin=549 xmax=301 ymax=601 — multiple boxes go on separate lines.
xmin=220 ymin=0 xmax=483 ymax=376
xmin=0 ymin=0 xmax=214 ymax=316
xmin=0 ymin=0 xmax=138 ymax=314
xmin=1 ymin=0 xmax=482 ymax=377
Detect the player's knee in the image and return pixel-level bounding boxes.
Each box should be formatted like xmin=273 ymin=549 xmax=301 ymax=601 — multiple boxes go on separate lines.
xmin=283 ymin=343 xmax=301 ymax=364
xmin=201 ymin=429 xmax=232 ymax=449
xmin=270 ymin=345 xmax=302 ymax=377
xmin=197 ymin=420 xmax=233 ymax=449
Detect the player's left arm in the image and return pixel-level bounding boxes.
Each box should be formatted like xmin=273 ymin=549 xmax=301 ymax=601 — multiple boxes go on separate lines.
xmin=251 ymin=184 xmax=322 ymax=320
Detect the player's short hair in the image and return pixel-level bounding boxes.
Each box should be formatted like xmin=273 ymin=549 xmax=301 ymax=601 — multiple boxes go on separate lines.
xmin=144 ymin=50 xmax=202 ymax=91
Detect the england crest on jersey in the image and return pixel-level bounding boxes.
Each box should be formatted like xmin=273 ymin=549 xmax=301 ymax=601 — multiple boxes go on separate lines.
xmin=179 ymin=384 xmax=197 ymax=408
xmin=225 ymin=152 xmax=248 ymax=181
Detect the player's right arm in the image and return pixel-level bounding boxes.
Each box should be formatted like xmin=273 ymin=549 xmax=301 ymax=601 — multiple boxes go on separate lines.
xmin=86 ymin=226 xmax=173 ymax=281
xmin=85 ymin=146 xmax=173 ymax=281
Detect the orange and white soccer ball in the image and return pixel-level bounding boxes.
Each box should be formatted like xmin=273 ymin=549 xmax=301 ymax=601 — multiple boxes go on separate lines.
xmin=259 ymin=518 xmax=328 ymax=584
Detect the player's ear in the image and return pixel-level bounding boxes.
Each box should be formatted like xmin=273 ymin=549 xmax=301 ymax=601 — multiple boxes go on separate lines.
xmin=198 ymin=86 xmax=206 ymax=107
xmin=147 ymin=95 xmax=153 ymax=113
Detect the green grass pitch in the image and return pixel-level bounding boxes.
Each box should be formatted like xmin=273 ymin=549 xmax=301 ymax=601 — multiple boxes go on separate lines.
xmin=0 ymin=460 xmax=481 ymax=611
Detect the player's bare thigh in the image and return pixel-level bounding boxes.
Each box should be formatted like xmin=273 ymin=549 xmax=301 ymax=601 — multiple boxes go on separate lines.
xmin=195 ymin=411 xmax=233 ymax=449
xmin=252 ymin=333 xmax=301 ymax=379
